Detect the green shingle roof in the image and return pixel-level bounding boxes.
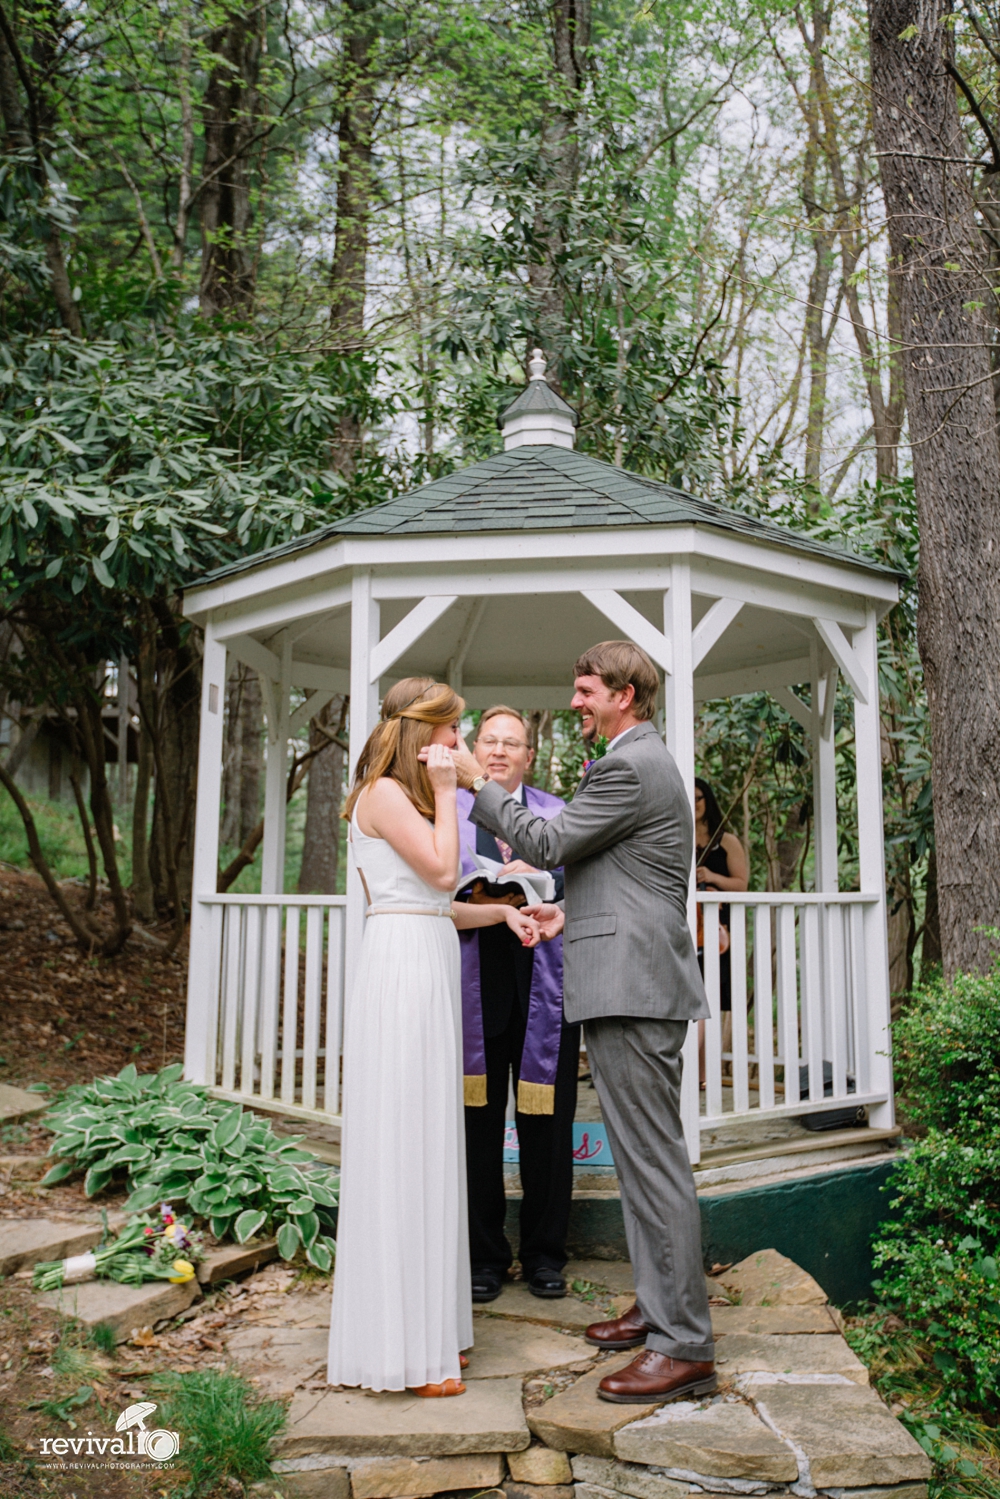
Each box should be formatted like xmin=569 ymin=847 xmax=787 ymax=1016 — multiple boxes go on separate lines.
xmin=498 ymin=377 xmax=578 ymax=427
xmin=190 ymin=444 xmax=900 ymax=589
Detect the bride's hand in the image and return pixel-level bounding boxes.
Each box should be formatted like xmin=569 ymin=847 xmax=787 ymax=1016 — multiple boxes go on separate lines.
xmin=522 ymin=902 xmax=565 ymax=940
xmin=504 ymin=906 xmax=541 ymax=947
xmin=420 ymin=743 xmax=457 ymax=791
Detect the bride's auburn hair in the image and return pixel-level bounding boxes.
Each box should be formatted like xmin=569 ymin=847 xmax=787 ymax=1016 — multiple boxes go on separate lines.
xmin=342 ymin=677 xmax=466 ymax=822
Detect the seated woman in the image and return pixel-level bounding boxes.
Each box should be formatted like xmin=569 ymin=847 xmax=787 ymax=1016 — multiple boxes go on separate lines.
xmin=695 ymin=778 xmax=749 ymax=1085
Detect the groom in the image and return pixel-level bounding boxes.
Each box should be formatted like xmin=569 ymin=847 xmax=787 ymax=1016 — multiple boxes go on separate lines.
xmin=453 ymin=641 xmax=715 ymax=1404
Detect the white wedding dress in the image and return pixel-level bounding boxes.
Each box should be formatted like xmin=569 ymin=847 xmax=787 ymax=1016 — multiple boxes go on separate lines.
xmin=327 ymin=814 xmax=473 ymax=1391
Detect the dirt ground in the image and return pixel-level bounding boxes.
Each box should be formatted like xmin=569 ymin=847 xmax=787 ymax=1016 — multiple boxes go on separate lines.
xmin=0 ymin=868 xmax=214 ymax=1495
xmin=0 ymin=868 xmax=188 ymax=1094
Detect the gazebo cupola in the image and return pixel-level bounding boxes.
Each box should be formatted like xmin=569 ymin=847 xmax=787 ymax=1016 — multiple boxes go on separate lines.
xmin=181 ymin=355 xmax=901 ymax=1162
xmin=500 ymin=350 xmax=578 ymax=450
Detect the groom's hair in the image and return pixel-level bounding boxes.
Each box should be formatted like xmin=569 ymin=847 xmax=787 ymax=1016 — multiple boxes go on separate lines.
xmin=574 ymin=641 xmax=659 ymax=721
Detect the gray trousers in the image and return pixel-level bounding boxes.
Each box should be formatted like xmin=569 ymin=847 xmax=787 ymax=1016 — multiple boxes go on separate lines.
xmin=584 ymin=1016 xmax=714 ymax=1363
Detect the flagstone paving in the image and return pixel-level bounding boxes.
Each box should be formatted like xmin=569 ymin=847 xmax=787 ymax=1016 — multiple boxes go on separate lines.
xmin=36 ymin=1272 xmax=200 ymax=1342
xmin=8 ymin=1209 xmax=930 ymax=1497
xmin=0 ymin=1081 xmax=49 ymax=1125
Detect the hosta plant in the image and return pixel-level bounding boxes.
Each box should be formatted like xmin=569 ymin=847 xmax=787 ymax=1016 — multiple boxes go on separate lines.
xmin=42 ymin=1063 xmax=338 ymax=1271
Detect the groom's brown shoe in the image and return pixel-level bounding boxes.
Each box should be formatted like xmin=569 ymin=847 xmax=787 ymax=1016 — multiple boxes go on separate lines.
xmin=597 ymin=1350 xmax=717 ymax=1404
xmin=584 ymin=1303 xmax=649 ymax=1349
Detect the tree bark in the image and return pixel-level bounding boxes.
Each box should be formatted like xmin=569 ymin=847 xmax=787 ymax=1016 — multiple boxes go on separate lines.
xmin=148 ymin=602 xmax=200 ymax=918
xmin=329 ymin=0 xmax=376 ymax=478
xmin=131 ymin=625 xmax=156 ymax=921
xmin=869 ymin=0 xmax=1000 ymax=976
xmin=527 ymin=0 xmax=591 ymax=375
xmin=221 ymin=664 xmax=262 ymax=847
xmin=298 ymin=696 xmax=346 ymax=893
xmin=199 ymin=4 xmax=264 ymax=317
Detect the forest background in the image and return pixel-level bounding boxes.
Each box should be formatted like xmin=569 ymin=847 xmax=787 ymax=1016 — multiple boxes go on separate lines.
xmin=1 ymin=0 xmax=999 ymax=1003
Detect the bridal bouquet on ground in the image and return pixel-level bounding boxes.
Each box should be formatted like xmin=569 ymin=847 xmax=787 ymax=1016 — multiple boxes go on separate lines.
xmin=32 ymin=1204 xmax=205 ymax=1291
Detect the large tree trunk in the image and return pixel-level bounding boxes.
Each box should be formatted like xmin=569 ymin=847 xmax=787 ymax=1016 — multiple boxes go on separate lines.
xmin=528 ymin=0 xmax=591 ymax=376
xmin=148 ymin=603 xmax=200 ymax=917
xmin=298 ymin=697 xmax=346 ymax=894
xmin=199 ymin=4 xmax=263 ymax=317
xmin=869 ymin=0 xmax=1000 ymax=976
xmin=328 ymin=0 xmax=376 ymax=479
xmin=0 ymin=17 xmax=82 ymax=335
xmin=221 ymin=665 xmax=262 ymax=847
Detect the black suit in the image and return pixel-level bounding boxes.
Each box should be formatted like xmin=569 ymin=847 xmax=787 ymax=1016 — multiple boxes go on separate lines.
xmin=464 ymin=796 xmax=579 ymax=1279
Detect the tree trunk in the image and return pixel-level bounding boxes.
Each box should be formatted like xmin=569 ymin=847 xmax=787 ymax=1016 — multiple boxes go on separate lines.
xmin=199 ymin=4 xmax=263 ymax=317
xmin=528 ymin=0 xmax=591 ymax=374
xmin=131 ymin=625 xmax=156 ymax=921
xmin=298 ymin=697 xmax=346 ymax=894
xmin=148 ymin=604 xmax=200 ymax=916
xmin=921 ymin=843 xmax=943 ymax=979
xmin=329 ymin=0 xmax=376 ymax=478
xmin=869 ymin=0 xmax=1000 ymax=976
xmin=221 ymin=664 xmax=262 ymax=847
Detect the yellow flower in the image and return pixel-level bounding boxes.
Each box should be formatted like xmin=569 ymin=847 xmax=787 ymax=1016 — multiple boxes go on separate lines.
xmin=163 ymin=1223 xmax=177 ymax=1239
xmin=168 ymin=1259 xmax=195 ymax=1283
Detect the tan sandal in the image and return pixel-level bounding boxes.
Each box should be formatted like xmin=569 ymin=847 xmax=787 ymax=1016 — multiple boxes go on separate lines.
xmin=460 ymin=1353 xmax=469 ymax=1369
xmin=410 ymin=1379 xmax=465 ymax=1397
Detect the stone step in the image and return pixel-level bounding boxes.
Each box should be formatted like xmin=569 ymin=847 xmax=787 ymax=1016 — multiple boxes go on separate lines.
xmin=714 ymin=1248 xmax=828 ymax=1307
xmin=715 ymin=1332 xmax=868 ymax=1384
xmin=196 ymin=1238 xmax=279 ymax=1285
xmin=0 ymin=1217 xmax=105 ymax=1277
xmin=748 ymin=1382 xmax=931 ymax=1490
xmin=526 ymin=1357 xmax=661 ymax=1457
xmin=277 ymin=1377 xmax=530 ymax=1459
xmin=614 ymin=1401 xmax=799 ymax=1484
xmin=36 ymin=1273 xmax=201 ymax=1342
xmin=0 ymin=1082 xmax=49 ymax=1125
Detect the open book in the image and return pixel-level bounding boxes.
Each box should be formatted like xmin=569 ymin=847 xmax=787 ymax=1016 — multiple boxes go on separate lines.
xmin=455 ymin=854 xmax=555 ymax=907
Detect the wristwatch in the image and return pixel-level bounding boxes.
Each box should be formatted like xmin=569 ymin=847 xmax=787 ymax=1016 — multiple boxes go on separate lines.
xmin=471 ymin=775 xmax=489 ymax=794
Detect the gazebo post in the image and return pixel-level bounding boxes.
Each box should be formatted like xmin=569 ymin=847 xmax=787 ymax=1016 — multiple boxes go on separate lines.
xmin=662 ymin=561 xmax=701 ymax=1163
xmin=345 ymin=570 xmax=381 ymax=986
xmin=260 ymin=630 xmax=292 ymax=895
xmin=810 ymin=640 xmax=839 ymax=893
xmin=184 ymin=625 xmax=227 ymax=1083
xmin=853 ymin=607 xmax=894 ymax=1129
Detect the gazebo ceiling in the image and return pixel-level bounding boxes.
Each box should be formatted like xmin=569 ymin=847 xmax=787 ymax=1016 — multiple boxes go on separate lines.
xmin=193 ymin=445 xmax=901 ymax=591
xmin=288 ymin=590 xmax=821 ymax=705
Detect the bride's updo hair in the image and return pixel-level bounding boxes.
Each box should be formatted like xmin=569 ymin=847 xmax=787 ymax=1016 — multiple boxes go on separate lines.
xmin=343 ymin=677 xmax=466 ymax=821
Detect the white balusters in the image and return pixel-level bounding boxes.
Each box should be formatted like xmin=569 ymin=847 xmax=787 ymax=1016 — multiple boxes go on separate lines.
xmin=199 ymin=895 xmax=348 ymax=1124
xmin=697 ymin=891 xmax=884 ymax=1128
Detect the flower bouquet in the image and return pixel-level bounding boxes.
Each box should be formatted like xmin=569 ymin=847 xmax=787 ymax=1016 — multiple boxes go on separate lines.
xmin=33 ymin=1205 xmax=205 ymax=1291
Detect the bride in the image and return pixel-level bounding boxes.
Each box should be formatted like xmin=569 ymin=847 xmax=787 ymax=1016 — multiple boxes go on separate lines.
xmin=327 ymin=677 xmax=541 ymax=1397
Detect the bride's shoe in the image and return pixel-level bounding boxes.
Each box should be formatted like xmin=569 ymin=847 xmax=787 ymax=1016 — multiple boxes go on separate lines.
xmin=460 ymin=1353 xmax=469 ymax=1369
xmin=410 ymin=1379 xmax=465 ymax=1397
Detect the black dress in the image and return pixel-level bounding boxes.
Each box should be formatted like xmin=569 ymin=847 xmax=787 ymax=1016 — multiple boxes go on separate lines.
xmin=697 ymin=840 xmax=733 ymax=1013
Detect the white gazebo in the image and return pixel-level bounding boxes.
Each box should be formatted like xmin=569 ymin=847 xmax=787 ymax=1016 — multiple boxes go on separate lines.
xmin=181 ymin=354 xmax=899 ymax=1163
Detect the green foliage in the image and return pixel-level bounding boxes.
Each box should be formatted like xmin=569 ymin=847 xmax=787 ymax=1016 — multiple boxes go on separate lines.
xmin=88 ymin=1322 xmax=117 ymax=1356
xmin=844 ymin=1310 xmax=1000 ymax=1498
xmin=0 ymin=787 xmax=107 ymax=882
xmin=156 ymin=1369 xmax=286 ymax=1497
xmin=871 ymin=957 xmax=1000 ymax=1412
xmin=42 ymin=1063 xmax=338 ymax=1265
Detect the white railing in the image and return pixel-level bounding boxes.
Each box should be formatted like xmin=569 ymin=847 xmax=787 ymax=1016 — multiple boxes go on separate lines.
xmin=697 ymin=891 xmax=887 ymax=1126
xmin=197 ymin=889 xmax=889 ymax=1140
xmin=199 ymin=895 xmax=347 ymax=1125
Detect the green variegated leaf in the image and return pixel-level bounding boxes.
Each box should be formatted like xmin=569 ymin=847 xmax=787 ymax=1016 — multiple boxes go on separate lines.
xmin=276 ymin=1221 xmax=301 ymax=1260
xmin=233 ymin=1209 xmax=268 ymax=1244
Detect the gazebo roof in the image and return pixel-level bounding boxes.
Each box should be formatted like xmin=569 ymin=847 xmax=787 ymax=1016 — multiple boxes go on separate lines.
xmin=195 ymin=445 xmax=899 ymax=589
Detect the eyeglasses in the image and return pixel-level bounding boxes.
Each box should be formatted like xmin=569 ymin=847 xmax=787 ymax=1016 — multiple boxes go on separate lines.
xmin=478 ymin=736 xmax=530 ymax=751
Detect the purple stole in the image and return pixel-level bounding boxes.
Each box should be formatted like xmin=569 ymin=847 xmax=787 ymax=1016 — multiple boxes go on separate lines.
xmin=456 ymin=785 xmax=566 ymax=1115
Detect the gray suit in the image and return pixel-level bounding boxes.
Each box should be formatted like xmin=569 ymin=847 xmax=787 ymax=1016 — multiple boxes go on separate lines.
xmin=471 ymin=722 xmax=714 ymax=1362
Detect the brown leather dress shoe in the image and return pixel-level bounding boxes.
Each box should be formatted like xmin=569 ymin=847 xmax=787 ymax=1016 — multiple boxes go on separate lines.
xmin=584 ymin=1303 xmax=650 ymax=1350
xmin=597 ymin=1350 xmax=717 ymax=1404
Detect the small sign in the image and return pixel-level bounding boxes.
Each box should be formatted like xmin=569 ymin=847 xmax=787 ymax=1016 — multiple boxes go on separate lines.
xmin=503 ymin=1121 xmax=614 ymax=1166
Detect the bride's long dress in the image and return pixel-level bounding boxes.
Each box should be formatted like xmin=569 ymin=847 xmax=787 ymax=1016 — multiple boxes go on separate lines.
xmin=327 ymin=814 xmax=473 ymax=1391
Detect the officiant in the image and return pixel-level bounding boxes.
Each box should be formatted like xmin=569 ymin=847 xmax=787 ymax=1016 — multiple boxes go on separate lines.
xmin=455 ymin=707 xmax=579 ymax=1303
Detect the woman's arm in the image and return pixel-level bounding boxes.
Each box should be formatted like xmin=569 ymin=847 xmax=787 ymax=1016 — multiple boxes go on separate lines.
xmin=359 ymin=748 xmax=460 ymax=891
xmin=452 ymin=902 xmax=541 ymax=947
xmin=696 ymin=831 xmax=749 ymax=892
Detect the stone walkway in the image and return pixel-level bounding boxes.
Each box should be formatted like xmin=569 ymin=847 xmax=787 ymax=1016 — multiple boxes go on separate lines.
xmin=9 ymin=1215 xmax=930 ymax=1499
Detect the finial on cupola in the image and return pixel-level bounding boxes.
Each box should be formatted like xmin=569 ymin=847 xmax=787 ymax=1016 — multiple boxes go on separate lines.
xmin=499 ymin=349 xmax=579 ymax=451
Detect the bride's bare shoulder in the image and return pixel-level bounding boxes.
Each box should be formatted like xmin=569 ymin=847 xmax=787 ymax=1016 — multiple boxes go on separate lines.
xmin=358 ymin=776 xmax=416 ymax=833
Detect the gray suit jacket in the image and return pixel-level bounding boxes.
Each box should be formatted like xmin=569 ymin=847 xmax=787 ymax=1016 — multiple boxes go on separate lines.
xmin=470 ymin=723 xmax=709 ymax=1025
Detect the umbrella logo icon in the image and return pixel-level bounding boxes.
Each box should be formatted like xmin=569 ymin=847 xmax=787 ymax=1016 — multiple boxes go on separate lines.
xmin=115 ymin=1401 xmax=181 ymax=1461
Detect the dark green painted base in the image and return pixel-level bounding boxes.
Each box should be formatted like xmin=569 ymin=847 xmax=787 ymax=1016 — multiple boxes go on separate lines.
xmin=505 ymin=1157 xmax=900 ymax=1307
